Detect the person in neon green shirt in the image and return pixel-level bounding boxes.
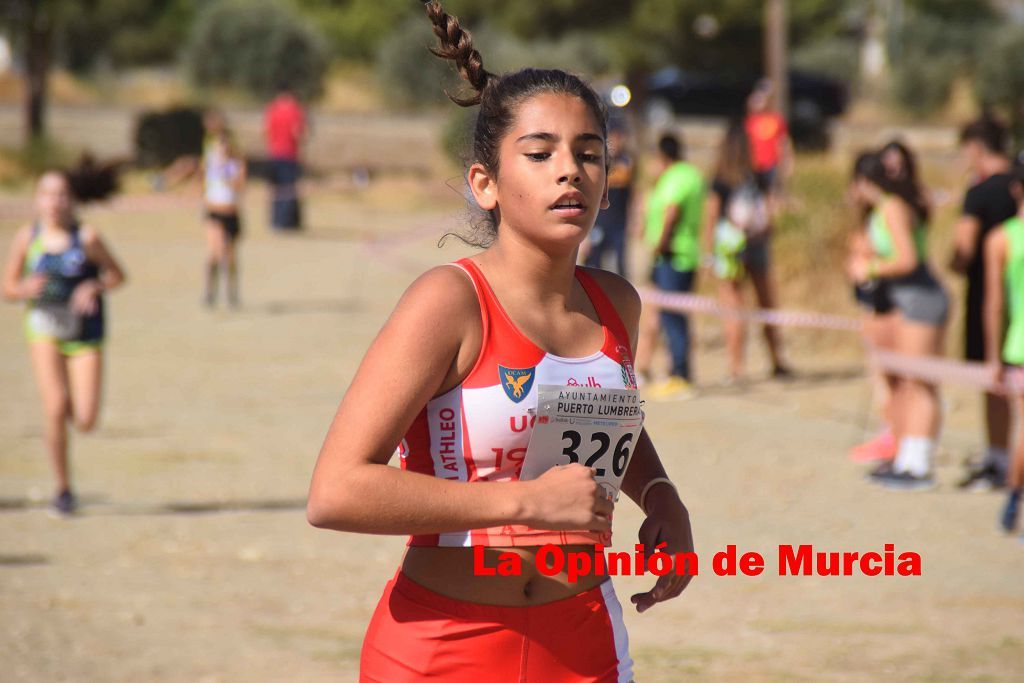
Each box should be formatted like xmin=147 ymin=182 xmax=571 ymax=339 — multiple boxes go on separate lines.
xmin=636 ymin=133 xmax=704 ymax=399
xmin=983 ymin=162 xmax=1024 ymax=534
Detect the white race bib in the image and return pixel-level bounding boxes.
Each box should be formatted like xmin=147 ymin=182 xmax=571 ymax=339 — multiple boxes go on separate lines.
xmin=28 ymin=303 xmax=82 ymax=341
xmin=520 ymin=385 xmax=644 ymax=501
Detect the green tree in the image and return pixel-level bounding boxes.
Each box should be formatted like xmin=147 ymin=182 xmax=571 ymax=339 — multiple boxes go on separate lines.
xmin=975 ymin=23 xmax=1024 ymax=138
xmin=1 ymin=0 xmax=198 ymax=142
xmin=296 ymin=0 xmax=410 ymax=61
xmin=0 ymin=0 xmax=92 ymax=142
xmin=184 ymin=0 xmax=329 ymax=101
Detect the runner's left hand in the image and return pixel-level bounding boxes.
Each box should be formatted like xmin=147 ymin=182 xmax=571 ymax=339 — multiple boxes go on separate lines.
xmin=630 ymin=492 xmax=694 ymax=613
xmin=70 ymin=280 xmax=102 ymax=315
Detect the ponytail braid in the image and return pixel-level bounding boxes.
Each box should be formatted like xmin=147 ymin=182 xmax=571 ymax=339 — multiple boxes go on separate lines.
xmin=423 ymin=1 xmax=491 ymax=106
xmin=421 ymin=1 xmax=609 ymax=247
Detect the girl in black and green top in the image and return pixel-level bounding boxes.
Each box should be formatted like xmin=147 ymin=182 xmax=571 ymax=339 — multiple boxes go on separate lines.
xmin=848 ymin=152 xmax=948 ymax=490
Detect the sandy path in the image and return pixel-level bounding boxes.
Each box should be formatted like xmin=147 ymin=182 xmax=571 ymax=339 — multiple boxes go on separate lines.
xmin=1 ymin=182 xmax=1021 ymax=682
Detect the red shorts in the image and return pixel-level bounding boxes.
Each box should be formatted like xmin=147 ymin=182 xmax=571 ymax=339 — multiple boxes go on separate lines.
xmin=360 ymin=570 xmax=634 ymax=682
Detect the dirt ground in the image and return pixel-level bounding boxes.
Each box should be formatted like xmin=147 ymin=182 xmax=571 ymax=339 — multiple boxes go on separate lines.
xmin=1 ymin=178 xmax=1022 ymax=683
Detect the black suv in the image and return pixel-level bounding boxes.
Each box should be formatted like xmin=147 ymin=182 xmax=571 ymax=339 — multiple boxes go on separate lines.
xmin=643 ymin=67 xmax=848 ymax=148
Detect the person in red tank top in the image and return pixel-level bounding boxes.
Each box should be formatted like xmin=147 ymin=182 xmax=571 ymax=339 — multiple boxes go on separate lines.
xmin=263 ymin=84 xmax=307 ymax=230
xmin=744 ymin=79 xmax=792 ymax=195
xmin=306 ymin=3 xmax=694 ymax=681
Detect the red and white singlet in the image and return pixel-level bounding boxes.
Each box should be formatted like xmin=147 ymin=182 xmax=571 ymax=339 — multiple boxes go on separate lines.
xmin=399 ymin=258 xmax=639 ymax=548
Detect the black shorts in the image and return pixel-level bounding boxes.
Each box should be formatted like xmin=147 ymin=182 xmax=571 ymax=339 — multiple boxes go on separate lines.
xmin=853 ymin=281 xmax=894 ymax=315
xmin=207 ymin=211 xmax=242 ymax=241
xmin=965 ymin=280 xmax=985 ymax=361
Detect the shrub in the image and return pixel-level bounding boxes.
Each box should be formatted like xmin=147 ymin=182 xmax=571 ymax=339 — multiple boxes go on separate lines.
xmin=974 ymin=24 xmax=1024 ymax=136
xmin=375 ymin=17 xmax=461 ymax=109
xmin=889 ymin=11 xmax=986 ymax=115
xmin=791 ymin=38 xmax=860 ymax=89
xmin=441 ymin=106 xmax=476 ymax=169
xmin=891 ymin=54 xmax=959 ymax=115
xmin=376 ymin=18 xmax=612 ymax=110
xmin=134 ymin=107 xmax=204 ymax=168
xmin=183 ymin=0 xmax=328 ymax=101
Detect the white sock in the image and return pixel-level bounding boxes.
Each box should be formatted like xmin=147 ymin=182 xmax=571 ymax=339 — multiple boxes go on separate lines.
xmin=894 ymin=437 xmax=934 ymax=477
xmin=984 ymin=447 xmax=1009 ymax=475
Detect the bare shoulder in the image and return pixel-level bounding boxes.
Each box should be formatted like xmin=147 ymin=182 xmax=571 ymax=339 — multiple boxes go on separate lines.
xmin=985 ymin=226 xmax=1009 ymax=254
xmin=388 ymin=264 xmax=480 ymax=338
xmin=12 ymin=222 xmax=34 ymax=243
xmin=883 ymin=196 xmax=913 ymax=222
xmin=580 ymin=266 xmax=641 ymax=329
xmin=77 ymin=223 xmax=103 ymax=245
xmin=398 ymin=263 xmax=477 ymax=311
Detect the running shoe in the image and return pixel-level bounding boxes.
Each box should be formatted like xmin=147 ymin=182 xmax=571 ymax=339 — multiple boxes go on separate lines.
xmin=957 ymin=462 xmax=1006 ymax=492
xmin=49 ymin=490 xmax=77 ymax=517
xmin=647 ymin=376 xmax=697 ymax=401
xmin=867 ymin=462 xmax=935 ymax=491
xmin=771 ymin=364 xmax=796 ymax=381
xmin=849 ymin=430 xmax=897 ymax=463
xmin=1001 ymin=490 xmax=1021 ymax=533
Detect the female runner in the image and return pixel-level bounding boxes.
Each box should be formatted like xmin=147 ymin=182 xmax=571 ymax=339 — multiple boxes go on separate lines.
xmin=2 ymin=170 xmax=126 ymax=514
xmin=307 ymin=2 xmax=695 ymax=681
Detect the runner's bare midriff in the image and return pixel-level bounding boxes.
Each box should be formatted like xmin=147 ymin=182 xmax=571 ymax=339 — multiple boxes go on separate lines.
xmin=401 ymin=544 xmax=608 ymax=606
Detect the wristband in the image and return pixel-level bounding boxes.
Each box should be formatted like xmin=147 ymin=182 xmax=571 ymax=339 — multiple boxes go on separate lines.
xmin=867 ymin=259 xmax=879 ymax=280
xmin=640 ymin=477 xmax=677 ymax=515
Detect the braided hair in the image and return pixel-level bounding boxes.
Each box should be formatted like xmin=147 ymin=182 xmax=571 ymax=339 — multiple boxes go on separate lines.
xmin=422 ymin=1 xmax=608 ymax=246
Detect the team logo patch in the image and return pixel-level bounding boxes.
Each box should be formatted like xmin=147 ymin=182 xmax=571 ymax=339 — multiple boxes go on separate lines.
xmin=499 ymin=365 xmax=535 ymax=403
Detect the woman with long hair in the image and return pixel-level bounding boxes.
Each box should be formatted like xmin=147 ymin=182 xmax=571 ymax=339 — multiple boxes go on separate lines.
xmin=706 ymin=120 xmax=790 ymax=382
xmin=848 ymin=150 xmax=949 ymax=489
xmin=2 ymin=169 xmax=126 ymax=514
xmin=307 ymin=3 xmax=694 ymax=680
xmin=847 ymin=151 xmax=899 ymax=463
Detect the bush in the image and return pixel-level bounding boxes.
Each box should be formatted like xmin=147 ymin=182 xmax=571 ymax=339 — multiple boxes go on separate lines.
xmin=376 ymin=18 xmax=613 ymax=110
xmin=133 ymin=107 xmax=204 ymax=168
xmin=2 ymin=137 xmax=73 ymax=177
xmin=442 ymin=106 xmax=477 ymax=169
xmin=891 ymin=54 xmax=959 ymax=115
xmin=974 ymin=24 xmax=1024 ymax=135
xmin=791 ymin=38 xmax=860 ymax=89
xmin=889 ymin=11 xmax=987 ymax=115
xmin=303 ymin=0 xmax=412 ymax=62
xmin=375 ymin=17 xmax=461 ymax=109
xmin=470 ymin=26 xmax=611 ymax=76
xmin=183 ymin=0 xmax=328 ymax=101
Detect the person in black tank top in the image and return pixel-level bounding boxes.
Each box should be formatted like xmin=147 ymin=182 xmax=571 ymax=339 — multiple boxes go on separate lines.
xmin=953 ymin=115 xmax=1017 ymax=490
xmin=1 ymin=170 xmax=126 ymax=516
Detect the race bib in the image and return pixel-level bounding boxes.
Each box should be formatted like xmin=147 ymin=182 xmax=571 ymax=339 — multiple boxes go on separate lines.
xmin=28 ymin=302 xmax=82 ymax=341
xmin=520 ymin=385 xmax=644 ymax=501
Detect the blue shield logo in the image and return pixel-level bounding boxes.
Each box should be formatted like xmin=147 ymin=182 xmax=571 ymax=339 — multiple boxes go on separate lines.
xmin=499 ymin=365 xmax=535 ymax=403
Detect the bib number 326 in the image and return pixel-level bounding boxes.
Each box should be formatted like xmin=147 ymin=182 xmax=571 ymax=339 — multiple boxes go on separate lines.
xmin=559 ymin=430 xmax=633 ymax=478
xmin=519 ymin=384 xmax=643 ymax=501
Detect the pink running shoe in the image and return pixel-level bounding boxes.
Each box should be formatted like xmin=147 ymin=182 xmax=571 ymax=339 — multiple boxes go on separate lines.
xmin=849 ymin=430 xmax=897 ymax=463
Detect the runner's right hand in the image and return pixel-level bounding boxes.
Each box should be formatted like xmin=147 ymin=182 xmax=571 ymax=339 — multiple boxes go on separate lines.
xmin=18 ymin=274 xmax=46 ymax=300
xmin=520 ymin=463 xmax=613 ymax=532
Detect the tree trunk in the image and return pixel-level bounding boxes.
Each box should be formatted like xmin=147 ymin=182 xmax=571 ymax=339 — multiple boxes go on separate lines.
xmin=765 ymin=0 xmax=789 ymax=119
xmin=23 ymin=1 xmax=53 ymax=143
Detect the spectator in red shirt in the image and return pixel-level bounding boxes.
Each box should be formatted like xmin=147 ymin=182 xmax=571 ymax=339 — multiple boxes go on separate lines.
xmin=744 ymin=79 xmax=793 ymax=196
xmin=264 ymin=84 xmax=307 ymax=230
